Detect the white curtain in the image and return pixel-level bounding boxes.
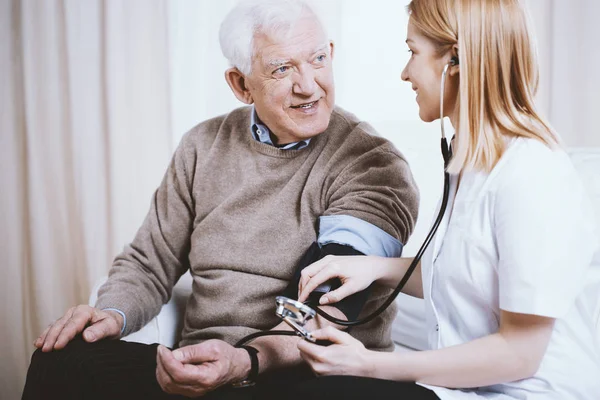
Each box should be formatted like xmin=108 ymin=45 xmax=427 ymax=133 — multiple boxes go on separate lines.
xmin=526 ymin=0 xmax=600 ymax=147
xmin=1 ymin=1 xmax=172 ymax=398
xmin=1 ymin=0 xmax=598 ymax=398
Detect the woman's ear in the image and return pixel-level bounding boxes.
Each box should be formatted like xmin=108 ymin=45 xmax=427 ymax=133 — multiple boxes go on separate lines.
xmin=449 ymin=45 xmax=460 ymax=76
xmin=225 ymin=68 xmax=253 ymax=104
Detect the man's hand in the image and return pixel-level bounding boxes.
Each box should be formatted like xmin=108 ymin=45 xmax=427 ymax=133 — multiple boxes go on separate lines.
xmin=34 ymin=305 xmax=124 ymax=352
xmin=155 ymin=340 xmax=251 ymax=397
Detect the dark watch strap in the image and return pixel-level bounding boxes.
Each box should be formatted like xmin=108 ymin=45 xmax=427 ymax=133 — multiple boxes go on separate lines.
xmin=231 ymin=345 xmax=259 ymax=388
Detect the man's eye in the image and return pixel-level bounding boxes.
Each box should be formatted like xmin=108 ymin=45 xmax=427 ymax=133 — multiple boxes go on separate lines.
xmin=274 ymin=66 xmax=289 ymax=74
xmin=316 ymin=54 xmax=326 ymax=62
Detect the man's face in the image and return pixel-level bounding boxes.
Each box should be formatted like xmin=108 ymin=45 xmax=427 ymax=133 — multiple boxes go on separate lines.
xmin=245 ymin=15 xmax=335 ymax=145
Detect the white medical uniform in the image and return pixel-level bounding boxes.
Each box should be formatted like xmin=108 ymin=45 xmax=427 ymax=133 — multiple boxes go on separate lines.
xmin=418 ymin=138 xmax=600 ymax=399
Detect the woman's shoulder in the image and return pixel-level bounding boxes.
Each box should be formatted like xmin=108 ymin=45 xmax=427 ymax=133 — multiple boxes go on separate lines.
xmin=486 ymin=137 xmax=596 ymax=225
xmin=492 ymin=137 xmax=576 ymax=188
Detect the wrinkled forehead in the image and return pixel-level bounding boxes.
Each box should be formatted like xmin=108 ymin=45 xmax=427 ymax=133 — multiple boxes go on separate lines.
xmin=252 ymin=13 xmax=328 ymax=67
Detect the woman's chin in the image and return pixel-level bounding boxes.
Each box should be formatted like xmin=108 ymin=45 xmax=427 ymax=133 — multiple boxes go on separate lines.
xmin=419 ymin=110 xmax=437 ymax=123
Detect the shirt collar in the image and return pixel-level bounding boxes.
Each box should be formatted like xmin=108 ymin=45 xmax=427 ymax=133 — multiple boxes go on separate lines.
xmin=250 ymin=106 xmax=310 ymax=150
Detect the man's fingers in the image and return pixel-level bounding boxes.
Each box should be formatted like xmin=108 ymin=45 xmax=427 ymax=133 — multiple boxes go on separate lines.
xmin=156 ymin=352 xmax=205 ymax=397
xmin=171 ymin=342 xmax=220 ymax=365
xmin=158 ymin=346 xmax=200 ymax=384
xmin=82 ymin=316 xmax=120 ymax=343
xmin=156 ymin=348 xmax=177 ymax=393
xmin=41 ymin=312 xmax=73 ymax=352
xmin=54 ymin=309 xmax=94 ymax=349
xmin=35 ymin=325 xmax=52 ymax=348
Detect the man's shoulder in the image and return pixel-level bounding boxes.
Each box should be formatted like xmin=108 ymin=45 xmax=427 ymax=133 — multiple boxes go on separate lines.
xmin=328 ymin=106 xmax=406 ymax=162
xmin=179 ymin=106 xmax=252 ymax=149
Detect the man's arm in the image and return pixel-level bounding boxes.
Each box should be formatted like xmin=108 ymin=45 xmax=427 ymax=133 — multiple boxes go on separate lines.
xmin=251 ymin=144 xmax=420 ymax=374
xmin=36 ymin=132 xmax=198 ymax=351
xmin=155 ymin=137 xmax=420 ymax=394
xmin=95 ymin=131 xmax=197 ymax=336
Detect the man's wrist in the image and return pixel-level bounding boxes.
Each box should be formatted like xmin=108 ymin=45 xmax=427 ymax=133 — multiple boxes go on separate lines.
xmin=236 ymin=347 xmax=252 ymax=380
xmin=102 ymin=309 xmax=126 ymax=335
xmin=231 ymin=346 xmax=258 ymax=388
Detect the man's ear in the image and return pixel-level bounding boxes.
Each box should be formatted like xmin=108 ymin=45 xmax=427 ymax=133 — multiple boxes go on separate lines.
xmin=449 ymin=44 xmax=459 ymax=77
xmin=329 ymin=40 xmax=335 ymax=61
xmin=225 ymin=68 xmax=253 ymax=104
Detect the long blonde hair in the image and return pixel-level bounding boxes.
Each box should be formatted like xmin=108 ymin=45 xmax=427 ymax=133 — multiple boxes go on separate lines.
xmin=407 ymin=0 xmax=560 ymax=174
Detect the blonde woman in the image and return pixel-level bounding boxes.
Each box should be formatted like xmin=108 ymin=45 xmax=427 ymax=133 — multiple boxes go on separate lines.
xmin=290 ymin=0 xmax=600 ymax=398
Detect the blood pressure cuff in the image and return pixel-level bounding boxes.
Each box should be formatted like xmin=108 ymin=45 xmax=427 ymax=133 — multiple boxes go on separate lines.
xmin=280 ymin=242 xmax=372 ymax=322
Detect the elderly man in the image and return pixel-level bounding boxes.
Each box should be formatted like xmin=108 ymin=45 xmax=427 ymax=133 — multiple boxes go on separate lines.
xmin=22 ymin=0 xmax=418 ymax=399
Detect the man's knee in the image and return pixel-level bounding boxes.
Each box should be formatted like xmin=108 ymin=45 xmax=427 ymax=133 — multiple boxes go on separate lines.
xmin=28 ymin=338 xmax=91 ymax=379
xmin=23 ymin=338 xmax=97 ymax=399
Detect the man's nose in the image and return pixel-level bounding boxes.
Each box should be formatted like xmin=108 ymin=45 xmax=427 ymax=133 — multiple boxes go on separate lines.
xmin=292 ymin=67 xmax=317 ymax=96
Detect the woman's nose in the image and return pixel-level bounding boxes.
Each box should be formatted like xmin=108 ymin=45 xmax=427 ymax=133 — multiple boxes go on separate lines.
xmin=401 ymin=64 xmax=409 ymax=82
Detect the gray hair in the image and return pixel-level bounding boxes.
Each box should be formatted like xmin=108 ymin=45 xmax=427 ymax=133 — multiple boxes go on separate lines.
xmin=219 ymin=0 xmax=327 ymax=76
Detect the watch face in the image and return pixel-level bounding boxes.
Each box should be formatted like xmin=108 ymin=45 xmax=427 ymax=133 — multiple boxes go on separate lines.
xmin=231 ymin=380 xmax=256 ymax=388
xmin=232 ymin=345 xmax=259 ymax=389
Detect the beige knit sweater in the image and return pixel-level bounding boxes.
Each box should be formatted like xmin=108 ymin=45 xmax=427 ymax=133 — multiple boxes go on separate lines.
xmin=96 ymin=106 xmax=419 ymax=351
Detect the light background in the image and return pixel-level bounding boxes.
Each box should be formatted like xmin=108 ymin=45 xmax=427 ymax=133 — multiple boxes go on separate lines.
xmin=1 ymin=1 xmax=599 ymax=398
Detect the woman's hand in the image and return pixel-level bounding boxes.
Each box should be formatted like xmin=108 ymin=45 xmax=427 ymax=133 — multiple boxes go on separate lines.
xmin=298 ymin=255 xmax=383 ymax=305
xmin=297 ymin=326 xmax=374 ymax=377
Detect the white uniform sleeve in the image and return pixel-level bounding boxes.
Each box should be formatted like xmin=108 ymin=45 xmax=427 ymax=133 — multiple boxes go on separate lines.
xmin=494 ymin=149 xmax=597 ymax=318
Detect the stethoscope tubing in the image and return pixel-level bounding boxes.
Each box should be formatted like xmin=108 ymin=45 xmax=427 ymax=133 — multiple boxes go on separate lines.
xmin=235 ymin=63 xmax=454 ymax=346
xmin=315 ymin=146 xmax=451 ymax=327
xmin=313 ymin=63 xmax=454 ymax=327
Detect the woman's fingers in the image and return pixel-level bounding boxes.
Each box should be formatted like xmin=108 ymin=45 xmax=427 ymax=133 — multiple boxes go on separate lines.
xmin=298 ymin=257 xmax=334 ymax=298
xmin=310 ymin=326 xmax=350 ymax=345
xmin=298 ymin=263 xmax=341 ymax=303
xmin=297 ymin=337 xmax=325 ymax=360
xmin=319 ymin=282 xmax=359 ymax=305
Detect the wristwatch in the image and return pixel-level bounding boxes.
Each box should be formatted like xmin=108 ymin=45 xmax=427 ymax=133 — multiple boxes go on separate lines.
xmin=231 ymin=345 xmax=259 ymax=388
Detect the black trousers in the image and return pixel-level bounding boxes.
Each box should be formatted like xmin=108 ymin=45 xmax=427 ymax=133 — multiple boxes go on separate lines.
xmin=22 ymin=337 xmax=439 ymax=400
xmin=284 ymin=376 xmax=440 ymax=399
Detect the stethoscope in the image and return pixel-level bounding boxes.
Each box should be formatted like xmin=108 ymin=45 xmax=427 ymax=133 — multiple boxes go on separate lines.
xmin=235 ymin=58 xmax=457 ymax=348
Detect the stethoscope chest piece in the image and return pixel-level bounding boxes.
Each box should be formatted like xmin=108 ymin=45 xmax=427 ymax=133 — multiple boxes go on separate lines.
xmin=275 ymin=296 xmax=317 ymax=342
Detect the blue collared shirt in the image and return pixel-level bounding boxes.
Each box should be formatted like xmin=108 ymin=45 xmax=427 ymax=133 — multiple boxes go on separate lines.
xmin=251 ymin=106 xmax=311 ymax=150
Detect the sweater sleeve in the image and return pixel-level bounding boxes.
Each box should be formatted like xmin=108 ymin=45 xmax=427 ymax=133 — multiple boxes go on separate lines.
xmin=322 ymin=147 xmax=419 ymax=245
xmin=95 ymin=132 xmax=196 ymax=336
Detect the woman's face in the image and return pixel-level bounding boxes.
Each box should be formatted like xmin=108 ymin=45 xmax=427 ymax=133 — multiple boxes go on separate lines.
xmin=401 ymin=20 xmax=458 ymax=123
